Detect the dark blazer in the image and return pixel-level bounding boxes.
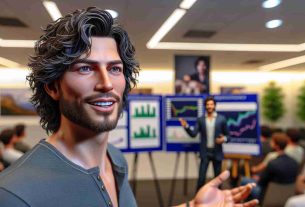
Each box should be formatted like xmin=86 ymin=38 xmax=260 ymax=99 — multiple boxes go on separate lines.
xmin=185 ymin=114 xmax=229 ymax=161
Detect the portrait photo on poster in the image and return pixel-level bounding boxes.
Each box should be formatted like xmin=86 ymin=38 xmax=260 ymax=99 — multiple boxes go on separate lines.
xmin=175 ymin=55 xmax=210 ymax=95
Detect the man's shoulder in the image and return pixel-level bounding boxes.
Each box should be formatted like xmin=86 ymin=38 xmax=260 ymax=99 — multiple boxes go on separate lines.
xmin=269 ymin=154 xmax=298 ymax=167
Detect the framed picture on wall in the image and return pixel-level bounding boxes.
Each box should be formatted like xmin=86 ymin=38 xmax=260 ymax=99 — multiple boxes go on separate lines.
xmin=0 ymin=88 xmax=36 ymax=116
xmin=174 ymin=55 xmax=210 ymax=95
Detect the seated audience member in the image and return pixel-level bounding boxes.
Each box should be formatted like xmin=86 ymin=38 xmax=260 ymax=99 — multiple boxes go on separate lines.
xmin=285 ymin=128 xmax=304 ymax=165
xmin=242 ymin=132 xmax=299 ymax=202
xmin=251 ymin=129 xmax=304 ymax=174
xmin=0 ymin=129 xmax=24 ymax=164
xmin=260 ymin=125 xmax=272 ymax=156
xmin=285 ymin=165 xmax=305 ymax=207
xmin=14 ymin=123 xmax=30 ymax=153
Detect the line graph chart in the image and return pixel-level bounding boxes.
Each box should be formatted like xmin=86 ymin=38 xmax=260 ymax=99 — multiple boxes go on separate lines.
xmin=166 ymin=98 xmax=202 ymax=120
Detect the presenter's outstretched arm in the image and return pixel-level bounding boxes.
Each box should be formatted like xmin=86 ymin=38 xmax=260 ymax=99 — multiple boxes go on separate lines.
xmin=179 ymin=118 xmax=200 ymax=137
xmin=174 ymin=171 xmax=259 ymax=207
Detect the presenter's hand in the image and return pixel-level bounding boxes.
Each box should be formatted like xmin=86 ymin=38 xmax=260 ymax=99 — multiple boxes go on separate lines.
xmin=216 ymin=135 xmax=225 ymax=144
xmin=193 ymin=171 xmax=258 ymax=207
xmin=179 ymin=118 xmax=188 ymax=128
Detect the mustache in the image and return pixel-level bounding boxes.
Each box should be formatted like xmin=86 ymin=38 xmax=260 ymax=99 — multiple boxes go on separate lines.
xmin=84 ymin=92 xmax=121 ymax=102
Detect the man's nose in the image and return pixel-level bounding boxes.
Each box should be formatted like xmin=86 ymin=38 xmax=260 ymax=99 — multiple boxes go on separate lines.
xmin=95 ymin=67 xmax=113 ymax=92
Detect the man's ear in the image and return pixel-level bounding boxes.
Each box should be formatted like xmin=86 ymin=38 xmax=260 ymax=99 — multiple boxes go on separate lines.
xmin=44 ymin=81 xmax=60 ymax=101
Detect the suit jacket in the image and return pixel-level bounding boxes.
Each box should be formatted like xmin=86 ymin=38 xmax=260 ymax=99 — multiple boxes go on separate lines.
xmin=185 ymin=114 xmax=229 ymax=161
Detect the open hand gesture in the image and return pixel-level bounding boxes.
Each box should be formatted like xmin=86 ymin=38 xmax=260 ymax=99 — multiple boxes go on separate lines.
xmin=193 ymin=171 xmax=258 ymax=207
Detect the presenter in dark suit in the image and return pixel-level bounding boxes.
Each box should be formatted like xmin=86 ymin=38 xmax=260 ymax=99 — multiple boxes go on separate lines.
xmin=179 ymin=96 xmax=230 ymax=191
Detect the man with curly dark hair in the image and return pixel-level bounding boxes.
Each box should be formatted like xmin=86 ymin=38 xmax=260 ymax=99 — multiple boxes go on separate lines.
xmin=0 ymin=7 xmax=258 ymax=207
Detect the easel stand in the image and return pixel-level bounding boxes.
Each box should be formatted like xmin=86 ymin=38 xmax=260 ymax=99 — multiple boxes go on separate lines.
xmin=131 ymin=152 xmax=164 ymax=207
xmin=168 ymin=152 xmax=198 ymax=206
xmin=223 ymin=154 xmax=252 ymax=179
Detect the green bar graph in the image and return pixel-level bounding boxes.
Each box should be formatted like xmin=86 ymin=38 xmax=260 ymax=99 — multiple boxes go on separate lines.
xmin=133 ymin=125 xmax=157 ymax=139
xmin=132 ymin=104 xmax=156 ymax=118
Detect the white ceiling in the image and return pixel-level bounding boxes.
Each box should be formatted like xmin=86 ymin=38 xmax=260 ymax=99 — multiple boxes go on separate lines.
xmin=1 ymin=0 xmax=305 ymax=71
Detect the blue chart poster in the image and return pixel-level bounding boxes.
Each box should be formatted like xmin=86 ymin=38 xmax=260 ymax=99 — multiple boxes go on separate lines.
xmin=109 ymin=95 xmax=163 ymax=152
xmin=164 ymin=95 xmax=205 ymax=152
xmin=214 ymin=94 xmax=261 ymax=155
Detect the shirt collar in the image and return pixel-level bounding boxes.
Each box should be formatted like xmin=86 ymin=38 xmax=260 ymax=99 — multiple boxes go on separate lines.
xmin=205 ymin=111 xmax=217 ymax=118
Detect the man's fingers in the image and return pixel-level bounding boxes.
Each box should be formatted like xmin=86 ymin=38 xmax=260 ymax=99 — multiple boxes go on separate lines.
xmin=208 ymin=170 xmax=230 ymax=187
xmin=234 ymin=199 xmax=259 ymax=207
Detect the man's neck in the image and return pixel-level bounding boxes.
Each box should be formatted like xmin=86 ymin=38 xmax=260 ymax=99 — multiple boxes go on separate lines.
xmin=207 ymin=111 xmax=214 ymax=117
xmin=46 ymin=118 xmax=110 ymax=174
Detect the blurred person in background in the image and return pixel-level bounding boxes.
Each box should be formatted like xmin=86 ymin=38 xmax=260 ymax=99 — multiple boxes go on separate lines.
xmin=242 ymin=132 xmax=299 ymax=202
xmin=285 ymin=128 xmax=304 ymax=165
xmin=285 ymin=165 xmax=305 ymax=207
xmin=179 ymin=96 xmax=230 ymax=191
xmin=0 ymin=128 xmax=24 ymax=164
xmin=260 ymin=125 xmax=272 ymax=156
xmin=14 ymin=123 xmax=30 ymax=153
xmin=251 ymin=129 xmax=304 ymax=175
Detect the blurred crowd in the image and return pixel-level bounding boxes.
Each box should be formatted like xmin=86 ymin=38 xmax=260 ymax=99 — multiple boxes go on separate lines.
xmin=243 ymin=126 xmax=305 ymax=207
xmin=0 ymin=124 xmax=30 ymax=171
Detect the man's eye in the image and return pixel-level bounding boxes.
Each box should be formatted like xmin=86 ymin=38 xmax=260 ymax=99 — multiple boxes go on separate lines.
xmin=110 ymin=66 xmax=123 ymax=74
xmin=78 ymin=66 xmax=92 ymax=73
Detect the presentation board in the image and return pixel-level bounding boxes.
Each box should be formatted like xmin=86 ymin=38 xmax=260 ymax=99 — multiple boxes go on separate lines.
xmin=214 ymin=94 xmax=261 ymax=155
xmin=164 ymin=95 xmax=205 ymax=152
xmin=108 ymin=95 xmax=163 ymax=152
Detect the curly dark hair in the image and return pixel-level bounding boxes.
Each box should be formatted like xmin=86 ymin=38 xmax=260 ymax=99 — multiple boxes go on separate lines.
xmin=27 ymin=7 xmax=139 ymax=134
xmin=204 ymin=96 xmax=216 ymax=107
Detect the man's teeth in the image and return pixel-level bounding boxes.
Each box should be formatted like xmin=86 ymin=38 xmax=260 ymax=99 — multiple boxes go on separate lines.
xmin=92 ymin=102 xmax=113 ymax=107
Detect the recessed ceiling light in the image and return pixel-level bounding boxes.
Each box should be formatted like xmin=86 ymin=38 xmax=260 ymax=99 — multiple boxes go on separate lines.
xmin=105 ymin=9 xmax=118 ymax=18
xmin=262 ymin=0 xmax=282 ymax=9
xmin=265 ymin=19 xmax=283 ymax=29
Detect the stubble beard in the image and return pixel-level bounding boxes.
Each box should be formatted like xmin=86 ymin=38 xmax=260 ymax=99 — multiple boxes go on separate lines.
xmin=60 ymin=97 xmax=123 ymax=133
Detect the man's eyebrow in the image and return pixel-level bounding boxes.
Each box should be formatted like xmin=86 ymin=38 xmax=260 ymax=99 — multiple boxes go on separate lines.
xmin=72 ymin=59 xmax=123 ymax=65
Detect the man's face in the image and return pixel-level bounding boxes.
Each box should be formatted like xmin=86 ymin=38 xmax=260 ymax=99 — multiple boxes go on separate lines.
xmin=58 ymin=37 xmax=125 ymax=133
xmin=196 ymin=60 xmax=206 ymax=74
xmin=205 ymin=100 xmax=216 ymax=114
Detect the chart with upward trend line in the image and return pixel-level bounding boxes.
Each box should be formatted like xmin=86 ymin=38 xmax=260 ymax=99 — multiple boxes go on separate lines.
xmin=213 ymin=95 xmax=261 ymax=155
xmin=224 ymin=111 xmax=258 ymax=139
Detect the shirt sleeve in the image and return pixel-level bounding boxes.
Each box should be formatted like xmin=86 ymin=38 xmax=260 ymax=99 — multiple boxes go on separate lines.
xmin=0 ymin=187 xmax=30 ymax=207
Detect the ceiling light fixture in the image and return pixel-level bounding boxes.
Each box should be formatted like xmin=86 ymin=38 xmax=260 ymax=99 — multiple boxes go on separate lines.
xmin=179 ymin=0 xmax=197 ymax=9
xmin=262 ymin=0 xmax=282 ymax=9
xmin=0 ymin=39 xmax=35 ymax=48
xmin=146 ymin=8 xmax=186 ymax=48
xmin=43 ymin=0 xmax=62 ymax=21
xmin=0 ymin=57 xmax=20 ymax=67
xmin=265 ymin=19 xmax=283 ymax=29
xmin=154 ymin=42 xmax=300 ymax=52
xmin=259 ymin=55 xmax=305 ymax=71
xmin=105 ymin=9 xmax=118 ymax=18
